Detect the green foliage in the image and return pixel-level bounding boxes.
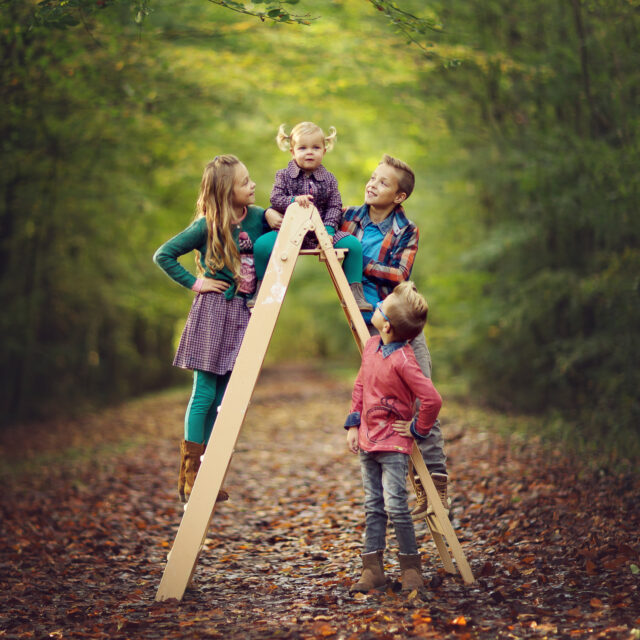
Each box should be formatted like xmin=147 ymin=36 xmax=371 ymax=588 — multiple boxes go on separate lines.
xmin=205 ymin=0 xmax=316 ymax=26
xmin=3 ymin=0 xmax=638 ymax=460
xmin=421 ymin=0 xmax=640 ymax=451
xmin=33 ymin=0 xmax=316 ymax=28
xmin=0 ymin=0 xmax=184 ymax=421
xmin=1 ymin=0 xmax=449 ymax=423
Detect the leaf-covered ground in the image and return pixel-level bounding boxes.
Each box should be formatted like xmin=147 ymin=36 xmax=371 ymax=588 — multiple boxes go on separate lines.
xmin=1 ymin=364 xmax=638 ymax=639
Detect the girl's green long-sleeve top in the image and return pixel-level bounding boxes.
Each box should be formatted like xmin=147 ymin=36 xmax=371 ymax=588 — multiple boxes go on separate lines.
xmin=153 ymin=205 xmax=267 ymax=299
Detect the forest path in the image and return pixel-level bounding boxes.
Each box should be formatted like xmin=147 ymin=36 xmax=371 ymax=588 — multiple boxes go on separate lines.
xmin=1 ymin=364 xmax=638 ymax=639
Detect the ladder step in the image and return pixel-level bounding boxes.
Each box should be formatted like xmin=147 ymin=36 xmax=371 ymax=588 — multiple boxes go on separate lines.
xmin=299 ymin=248 xmax=348 ymax=262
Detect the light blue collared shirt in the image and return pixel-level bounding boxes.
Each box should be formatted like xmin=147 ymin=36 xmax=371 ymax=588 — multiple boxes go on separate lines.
xmin=377 ymin=339 xmax=408 ymax=358
xmin=360 ymin=209 xmax=395 ymax=323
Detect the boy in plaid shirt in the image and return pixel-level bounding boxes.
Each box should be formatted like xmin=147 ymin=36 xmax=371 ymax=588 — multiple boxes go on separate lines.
xmin=340 ymin=154 xmax=450 ymax=522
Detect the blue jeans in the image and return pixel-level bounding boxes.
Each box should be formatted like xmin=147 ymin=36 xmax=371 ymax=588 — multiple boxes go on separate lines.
xmin=359 ymin=450 xmax=418 ymax=555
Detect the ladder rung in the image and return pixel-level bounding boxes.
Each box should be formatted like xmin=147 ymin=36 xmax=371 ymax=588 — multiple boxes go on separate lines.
xmin=299 ymin=248 xmax=348 ymax=260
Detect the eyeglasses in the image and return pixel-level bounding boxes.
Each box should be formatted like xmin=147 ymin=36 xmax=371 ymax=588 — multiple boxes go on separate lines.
xmin=376 ymin=301 xmax=390 ymax=323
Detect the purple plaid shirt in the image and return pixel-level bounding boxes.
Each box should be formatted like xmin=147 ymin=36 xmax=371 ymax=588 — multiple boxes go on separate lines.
xmin=271 ymin=160 xmax=343 ymax=231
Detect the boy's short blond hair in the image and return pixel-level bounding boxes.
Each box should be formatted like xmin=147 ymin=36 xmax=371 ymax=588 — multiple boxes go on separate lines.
xmin=380 ymin=154 xmax=415 ymax=199
xmin=384 ymin=281 xmax=428 ymax=341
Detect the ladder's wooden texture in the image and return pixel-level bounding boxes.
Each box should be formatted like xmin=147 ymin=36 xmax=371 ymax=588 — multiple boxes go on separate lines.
xmin=155 ymin=204 xmax=365 ymax=601
xmin=155 ymin=203 xmax=473 ymax=601
xmin=409 ymin=450 xmax=475 ymax=583
xmin=408 ymin=462 xmax=455 ymax=574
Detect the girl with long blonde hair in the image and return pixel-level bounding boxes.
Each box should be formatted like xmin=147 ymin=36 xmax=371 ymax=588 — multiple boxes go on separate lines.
xmin=154 ymin=155 xmax=275 ymax=502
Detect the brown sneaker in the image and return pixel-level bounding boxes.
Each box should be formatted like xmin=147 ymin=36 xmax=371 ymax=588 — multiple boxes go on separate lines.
xmin=410 ymin=474 xmax=429 ymax=521
xmin=426 ymin=473 xmax=450 ymax=516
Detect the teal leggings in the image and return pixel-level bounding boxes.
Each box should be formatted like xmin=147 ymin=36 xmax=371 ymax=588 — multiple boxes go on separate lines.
xmin=184 ymin=369 xmax=231 ymax=444
xmin=254 ymin=231 xmax=364 ymax=283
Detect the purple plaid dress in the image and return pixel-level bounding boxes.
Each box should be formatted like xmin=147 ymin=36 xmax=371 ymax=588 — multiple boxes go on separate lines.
xmin=271 ymin=160 xmax=349 ymax=249
xmin=173 ymin=292 xmax=249 ymax=375
xmin=153 ymin=208 xmax=266 ymax=376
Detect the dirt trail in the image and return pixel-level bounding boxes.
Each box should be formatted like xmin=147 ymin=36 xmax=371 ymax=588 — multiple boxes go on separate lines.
xmin=0 ymin=364 xmax=638 ymax=639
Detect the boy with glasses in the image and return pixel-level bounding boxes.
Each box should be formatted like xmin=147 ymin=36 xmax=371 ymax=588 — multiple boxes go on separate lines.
xmin=345 ymin=281 xmax=442 ymax=592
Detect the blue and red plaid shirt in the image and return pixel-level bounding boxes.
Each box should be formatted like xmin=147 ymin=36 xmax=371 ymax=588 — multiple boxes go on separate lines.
xmin=339 ymin=203 xmax=419 ymax=301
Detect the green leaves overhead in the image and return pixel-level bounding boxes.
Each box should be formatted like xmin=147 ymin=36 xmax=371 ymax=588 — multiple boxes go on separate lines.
xmin=205 ymin=0 xmax=315 ymax=25
xmin=34 ymin=0 xmax=152 ymax=28
xmin=4 ymin=0 xmax=639 ymax=461
xmin=34 ymin=0 xmax=315 ymax=28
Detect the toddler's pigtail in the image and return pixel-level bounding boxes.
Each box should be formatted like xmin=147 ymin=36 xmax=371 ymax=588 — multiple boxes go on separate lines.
xmin=276 ymin=124 xmax=292 ymax=151
xmin=324 ymin=126 xmax=337 ymax=152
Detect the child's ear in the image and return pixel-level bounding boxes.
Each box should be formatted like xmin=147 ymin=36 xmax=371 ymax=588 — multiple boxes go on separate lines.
xmin=394 ymin=191 xmax=408 ymax=204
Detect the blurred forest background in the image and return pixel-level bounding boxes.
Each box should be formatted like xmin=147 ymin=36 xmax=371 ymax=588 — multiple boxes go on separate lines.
xmin=1 ymin=0 xmax=638 ymax=461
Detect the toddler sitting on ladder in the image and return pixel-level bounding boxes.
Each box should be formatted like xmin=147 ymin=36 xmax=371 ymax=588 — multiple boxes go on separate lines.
xmin=248 ymin=121 xmax=372 ymax=311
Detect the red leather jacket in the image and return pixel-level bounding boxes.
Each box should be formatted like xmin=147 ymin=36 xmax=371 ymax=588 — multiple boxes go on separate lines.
xmin=345 ymin=337 xmax=442 ymax=455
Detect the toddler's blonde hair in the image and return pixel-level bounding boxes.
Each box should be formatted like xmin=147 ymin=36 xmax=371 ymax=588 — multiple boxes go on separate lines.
xmin=276 ymin=122 xmax=337 ymax=152
xmin=384 ymin=281 xmax=428 ymax=341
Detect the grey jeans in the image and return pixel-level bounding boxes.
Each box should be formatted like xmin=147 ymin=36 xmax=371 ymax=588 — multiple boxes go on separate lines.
xmin=368 ymin=326 xmax=448 ymax=476
xmin=360 ymin=450 xmax=418 ymax=555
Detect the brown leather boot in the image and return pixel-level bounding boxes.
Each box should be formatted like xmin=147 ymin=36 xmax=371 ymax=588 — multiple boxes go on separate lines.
xmin=398 ymin=553 xmax=423 ymax=591
xmin=180 ymin=440 xmax=230 ymax=504
xmin=426 ymin=473 xmax=449 ymax=516
xmin=349 ymin=282 xmax=374 ymax=312
xmin=350 ymin=551 xmax=386 ymax=593
xmin=410 ymin=474 xmax=429 ymax=521
xmin=181 ymin=440 xmax=205 ymax=503
xmin=178 ymin=441 xmax=188 ymax=503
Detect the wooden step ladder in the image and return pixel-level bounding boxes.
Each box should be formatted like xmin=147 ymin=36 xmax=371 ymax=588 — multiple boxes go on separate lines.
xmin=155 ymin=203 xmax=474 ymax=602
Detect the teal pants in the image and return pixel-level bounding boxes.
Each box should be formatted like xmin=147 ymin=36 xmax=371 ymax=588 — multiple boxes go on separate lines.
xmin=254 ymin=230 xmax=364 ymax=283
xmin=184 ymin=369 xmax=231 ymax=444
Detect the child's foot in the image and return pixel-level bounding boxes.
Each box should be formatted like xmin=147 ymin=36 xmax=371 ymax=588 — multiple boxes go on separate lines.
xmin=411 ymin=473 xmax=449 ymax=521
xmin=349 ymin=282 xmax=373 ymax=312
xmin=179 ymin=440 xmax=205 ymax=503
xmin=398 ymin=553 xmax=423 ymax=591
xmin=350 ymin=551 xmax=386 ymax=593
xmin=410 ymin=474 xmax=429 ymax=521
xmin=427 ymin=473 xmax=450 ymax=516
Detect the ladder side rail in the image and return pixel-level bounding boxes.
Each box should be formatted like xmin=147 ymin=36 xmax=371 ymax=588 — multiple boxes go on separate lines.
xmin=309 ymin=209 xmax=370 ymax=353
xmin=408 ymin=460 xmax=456 ymax=574
xmin=156 ymin=204 xmax=313 ymax=601
xmin=410 ymin=445 xmax=475 ymax=584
